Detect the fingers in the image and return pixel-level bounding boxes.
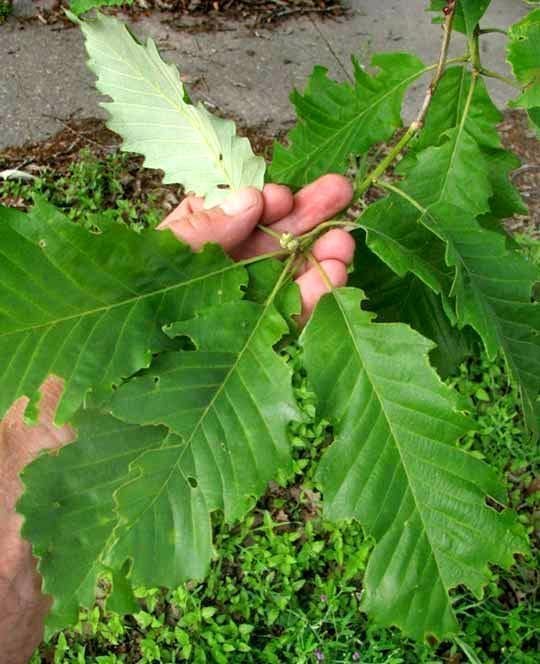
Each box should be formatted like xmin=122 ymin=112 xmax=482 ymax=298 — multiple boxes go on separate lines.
xmin=157 ymin=188 xmax=264 ymax=252
xmin=234 ymin=174 xmax=353 ymax=258
xmin=260 ymin=183 xmax=294 ymax=224
xmin=294 ymin=228 xmax=355 ymax=324
xmin=295 ymin=259 xmax=349 ymax=326
xmin=276 ymin=174 xmax=354 ymax=235
xmin=295 ymin=229 xmax=356 ymax=277
xmin=169 ymin=194 xmax=205 ymax=218
xmin=311 ymin=228 xmax=356 ymax=264
xmin=154 ymin=177 xmax=356 ymax=326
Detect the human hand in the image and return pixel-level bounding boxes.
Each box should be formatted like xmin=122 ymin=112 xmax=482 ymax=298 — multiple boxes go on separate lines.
xmin=157 ymin=174 xmax=355 ymax=323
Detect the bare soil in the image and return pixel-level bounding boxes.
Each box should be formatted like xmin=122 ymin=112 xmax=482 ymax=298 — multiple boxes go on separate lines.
xmin=20 ymin=0 xmax=347 ymax=30
xmin=499 ymin=110 xmax=540 ymax=236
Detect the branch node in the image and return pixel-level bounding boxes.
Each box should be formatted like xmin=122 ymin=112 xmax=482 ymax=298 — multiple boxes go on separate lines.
xmin=279 ymin=232 xmax=300 ymax=253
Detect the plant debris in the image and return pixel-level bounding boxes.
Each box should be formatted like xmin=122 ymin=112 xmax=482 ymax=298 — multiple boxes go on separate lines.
xmin=499 ymin=110 xmax=540 ymax=237
xmin=23 ymin=0 xmax=347 ymax=29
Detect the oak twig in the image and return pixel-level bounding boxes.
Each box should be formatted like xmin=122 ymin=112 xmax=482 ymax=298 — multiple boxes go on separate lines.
xmin=356 ymin=1 xmax=459 ymax=197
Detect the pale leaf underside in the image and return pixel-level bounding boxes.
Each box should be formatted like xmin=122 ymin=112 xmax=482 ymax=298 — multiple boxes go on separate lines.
xmin=76 ymin=11 xmax=265 ymax=207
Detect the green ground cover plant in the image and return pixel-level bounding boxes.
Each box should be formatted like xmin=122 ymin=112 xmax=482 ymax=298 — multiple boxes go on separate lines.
xmin=1 ymin=0 xmax=539 ymax=659
xmin=0 ymin=0 xmax=12 ymax=23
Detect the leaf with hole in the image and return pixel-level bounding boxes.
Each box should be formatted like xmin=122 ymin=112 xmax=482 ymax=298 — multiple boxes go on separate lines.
xmin=301 ymin=287 xmax=527 ymax=640
xmin=0 ymin=199 xmax=246 ymax=423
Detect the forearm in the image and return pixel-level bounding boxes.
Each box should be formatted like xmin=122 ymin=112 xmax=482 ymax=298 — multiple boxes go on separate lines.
xmin=0 ymin=379 xmax=73 ymax=664
xmin=0 ymin=511 xmax=51 ymax=664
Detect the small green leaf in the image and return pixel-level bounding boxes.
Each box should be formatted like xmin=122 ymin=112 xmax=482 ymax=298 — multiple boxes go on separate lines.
xmin=507 ymin=9 xmax=540 ymax=127
xmin=428 ymin=1 xmax=491 ymax=37
xmin=475 ymin=387 xmax=490 ymax=402
xmin=458 ymin=0 xmax=491 ymax=37
xmin=75 ymin=11 xmax=265 ymax=207
xmin=70 ymin=0 xmax=133 ymax=16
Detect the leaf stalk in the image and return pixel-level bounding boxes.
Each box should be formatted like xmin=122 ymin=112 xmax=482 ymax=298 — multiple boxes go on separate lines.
xmin=298 ymin=220 xmax=357 ymax=250
xmin=307 ymin=252 xmax=334 ymax=292
xmin=479 ymin=67 xmax=521 ymax=89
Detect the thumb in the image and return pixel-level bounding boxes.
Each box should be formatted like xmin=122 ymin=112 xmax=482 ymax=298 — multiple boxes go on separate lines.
xmin=157 ymin=188 xmax=264 ymax=252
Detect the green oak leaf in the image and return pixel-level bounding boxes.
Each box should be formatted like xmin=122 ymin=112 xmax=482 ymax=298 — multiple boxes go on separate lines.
xmin=18 ymin=412 xmax=171 ymax=635
xmin=355 ymin=63 xmax=539 ymax=432
xmin=397 ymin=67 xmax=526 ymax=219
xmin=422 ymin=202 xmax=540 ymax=436
xmin=350 ymin=233 xmax=475 ymax=378
xmin=507 ymin=8 xmax=540 ymax=129
xmin=457 ymin=0 xmax=491 ymax=37
xmin=367 ymin=190 xmax=540 ymax=436
xmin=269 ymin=53 xmax=426 ymax=188
xmin=108 ymin=296 xmax=300 ymax=586
xmin=301 ymin=287 xmax=527 ymax=640
xmin=358 ymin=195 xmax=451 ymax=296
xmin=0 ymin=200 xmax=246 ymax=423
xmin=104 ymin=436 xmax=212 ymax=590
xmin=74 ymin=11 xmax=265 ymax=207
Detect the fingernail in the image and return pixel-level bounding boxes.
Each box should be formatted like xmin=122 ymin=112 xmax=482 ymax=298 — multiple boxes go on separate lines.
xmin=220 ymin=188 xmax=258 ymax=216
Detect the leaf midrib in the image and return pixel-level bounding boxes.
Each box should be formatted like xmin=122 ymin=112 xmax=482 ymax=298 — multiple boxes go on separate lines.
xmin=109 ymin=263 xmax=291 ymax=541
xmin=333 ymin=291 xmax=450 ymax=601
xmin=436 ymin=70 xmax=482 ymax=207
xmin=0 ymin=261 xmax=241 ymax=339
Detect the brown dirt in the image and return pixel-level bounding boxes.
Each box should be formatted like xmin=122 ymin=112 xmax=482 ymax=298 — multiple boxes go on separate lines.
xmin=0 ymin=116 xmax=279 ymax=174
xmin=499 ymin=110 xmax=540 ymax=236
xmin=23 ymin=1 xmax=347 ymax=30
xmin=0 ymin=118 xmax=120 ymax=172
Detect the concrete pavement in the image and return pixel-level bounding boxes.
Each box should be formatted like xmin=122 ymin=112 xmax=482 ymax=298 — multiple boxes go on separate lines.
xmin=0 ymin=1 xmax=527 ymax=149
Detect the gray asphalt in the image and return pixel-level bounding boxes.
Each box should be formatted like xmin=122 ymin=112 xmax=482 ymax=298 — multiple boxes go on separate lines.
xmin=0 ymin=1 xmax=527 ymax=150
